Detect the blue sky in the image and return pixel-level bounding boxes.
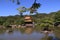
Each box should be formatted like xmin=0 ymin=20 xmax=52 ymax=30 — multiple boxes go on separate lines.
xmin=0 ymin=0 xmax=60 ymax=16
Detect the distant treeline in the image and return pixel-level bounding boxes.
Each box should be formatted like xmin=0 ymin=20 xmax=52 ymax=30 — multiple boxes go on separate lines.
xmin=0 ymin=10 xmax=60 ymax=26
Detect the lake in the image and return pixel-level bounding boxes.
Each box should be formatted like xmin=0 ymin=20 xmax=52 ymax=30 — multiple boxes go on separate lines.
xmin=0 ymin=28 xmax=55 ymax=40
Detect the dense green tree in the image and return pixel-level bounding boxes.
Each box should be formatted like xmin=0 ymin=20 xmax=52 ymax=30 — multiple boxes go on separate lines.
xmin=0 ymin=17 xmax=6 ymax=25
xmin=0 ymin=10 xmax=60 ymax=28
xmin=17 ymin=7 xmax=28 ymax=17
xmin=55 ymin=11 xmax=60 ymax=22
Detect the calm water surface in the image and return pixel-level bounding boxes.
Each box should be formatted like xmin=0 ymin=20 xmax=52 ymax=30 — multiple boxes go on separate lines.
xmin=0 ymin=29 xmax=55 ymax=40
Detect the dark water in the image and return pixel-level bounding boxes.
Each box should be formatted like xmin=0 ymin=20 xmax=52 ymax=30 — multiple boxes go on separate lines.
xmin=0 ymin=28 xmax=55 ymax=40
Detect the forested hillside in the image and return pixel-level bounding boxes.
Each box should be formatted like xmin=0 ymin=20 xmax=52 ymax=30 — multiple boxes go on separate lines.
xmin=0 ymin=10 xmax=60 ymax=27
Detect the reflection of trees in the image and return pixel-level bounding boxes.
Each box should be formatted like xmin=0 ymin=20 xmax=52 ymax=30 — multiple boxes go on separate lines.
xmin=19 ymin=28 xmax=26 ymax=34
xmin=6 ymin=28 xmax=13 ymax=32
xmin=41 ymin=27 xmax=60 ymax=40
xmin=54 ymin=27 xmax=60 ymax=38
xmin=25 ymin=27 xmax=33 ymax=34
xmin=0 ymin=29 xmax=5 ymax=34
xmin=7 ymin=30 xmax=13 ymax=34
xmin=19 ymin=27 xmax=33 ymax=34
xmin=41 ymin=36 xmax=53 ymax=40
xmin=41 ymin=26 xmax=60 ymax=40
